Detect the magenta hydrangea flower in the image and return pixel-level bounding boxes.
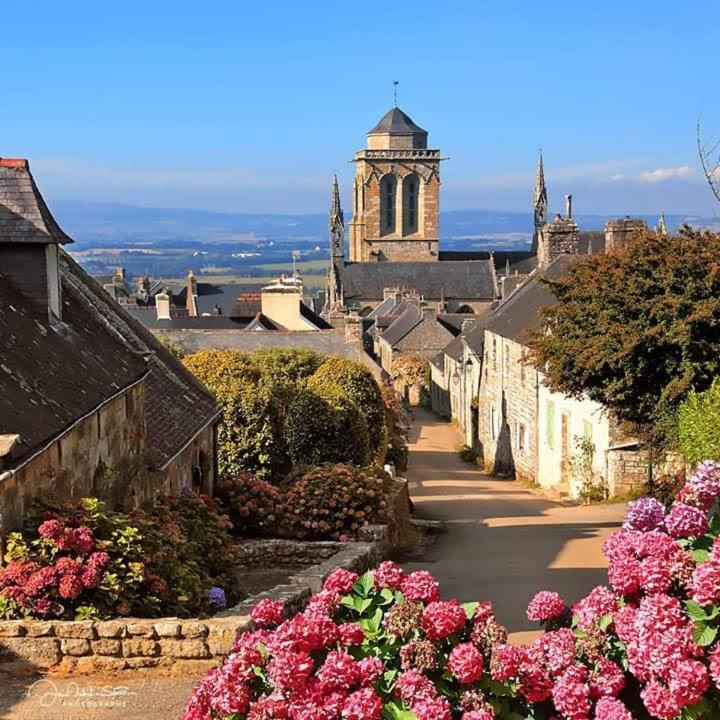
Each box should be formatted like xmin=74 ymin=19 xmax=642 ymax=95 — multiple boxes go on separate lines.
xmin=421 ymin=599 xmax=467 ymax=640
xmin=526 ymin=591 xmax=566 ymax=623
xmin=448 ymin=643 xmax=484 ymax=684
xmin=401 ymin=571 xmax=441 ymax=604
xmin=342 ymin=687 xmax=383 ymax=720
xmin=251 ymin=598 xmax=283 ymax=627
xmin=664 ymin=501 xmax=709 ymax=538
xmin=623 ymin=497 xmax=665 ymax=532
xmin=323 ymin=568 xmax=360 ymax=595
xmin=594 ymin=697 xmax=633 ymax=720
xmin=373 ymin=560 xmax=406 ymax=590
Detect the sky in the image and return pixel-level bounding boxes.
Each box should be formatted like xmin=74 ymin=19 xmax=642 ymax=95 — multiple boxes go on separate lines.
xmin=2 ymin=1 xmax=719 ymax=216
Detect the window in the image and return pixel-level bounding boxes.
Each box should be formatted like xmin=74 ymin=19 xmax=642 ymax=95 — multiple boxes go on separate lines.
xmin=546 ymin=401 xmax=555 ymax=449
xmin=490 ymin=406 xmax=498 ymax=440
xmin=520 ymin=360 xmax=526 ymax=385
xmin=582 ymin=420 xmax=593 ymax=440
xmin=492 ymin=338 xmax=497 ymax=370
xmin=403 ymin=174 xmax=419 ymax=234
xmin=514 ymin=422 xmax=526 ymax=451
xmin=380 ymin=174 xmax=397 ymax=234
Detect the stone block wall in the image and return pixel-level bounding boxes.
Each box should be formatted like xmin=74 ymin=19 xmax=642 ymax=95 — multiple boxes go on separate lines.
xmin=162 ymin=423 xmax=216 ymax=496
xmin=0 ymin=525 xmax=390 ymax=675
xmin=0 ymin=383 xmax=146 ymax=530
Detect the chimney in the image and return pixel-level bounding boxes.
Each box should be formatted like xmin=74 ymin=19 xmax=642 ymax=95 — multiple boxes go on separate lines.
xmin=156 ymin=290 xmax=171 ymax=320
xmin=604 ymin=217 xmax=648 ymax=253
xmin=564 ymin=194 xmax=573 ymax=219
xmin=261 ymin=276 xmax=312 ymax=330
xmin=186 ymin=270 xmax=198 ymax=317
xmin=537 ymin=215 xmax=580 ymax=267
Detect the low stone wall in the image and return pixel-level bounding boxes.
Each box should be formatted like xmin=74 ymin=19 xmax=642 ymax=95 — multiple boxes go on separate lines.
xmin=0 ymin=525 xmax=388 ymax=675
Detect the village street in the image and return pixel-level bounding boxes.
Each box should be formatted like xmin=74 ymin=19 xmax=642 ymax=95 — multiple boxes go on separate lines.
xmin=402 ymin=407 xmax=626 ymax=638
xmin=0 ymin=407 xmax=627 ymax=720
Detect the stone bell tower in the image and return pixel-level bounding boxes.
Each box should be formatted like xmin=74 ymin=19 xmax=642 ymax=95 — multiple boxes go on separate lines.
xmin=348 ymin=107 xmax=445 ymax=262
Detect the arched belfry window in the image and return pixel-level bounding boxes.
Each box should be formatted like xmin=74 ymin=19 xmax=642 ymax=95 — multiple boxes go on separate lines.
xmin=380 ymin=174 xmax=397 ymax=235
xmin=403 ymin=173 xmax=419 ymax=235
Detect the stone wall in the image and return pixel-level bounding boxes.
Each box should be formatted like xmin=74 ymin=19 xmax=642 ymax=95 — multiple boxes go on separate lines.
xmin=0 ymin=525 xmax=389 ymax=675
xmin=0 ymin=383 xmax=146 ymax=530
xmin=477 ymin=332 xmax=539 ymax=483
xmin=162 ymin=423 xmax=216 ymax=496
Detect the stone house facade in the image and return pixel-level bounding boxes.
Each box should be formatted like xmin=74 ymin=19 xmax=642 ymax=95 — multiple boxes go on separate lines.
xmin=0 ymin=158 xmax=220 ymax=529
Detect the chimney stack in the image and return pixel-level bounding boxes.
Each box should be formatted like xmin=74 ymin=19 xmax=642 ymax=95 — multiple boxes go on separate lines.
xmin=604 ymin=217 xmax=648 ymax=253
xmin=564 ymin=194 xmax=573 ymax=219
xmin=156 ymin=290 xmax=171 ymax=320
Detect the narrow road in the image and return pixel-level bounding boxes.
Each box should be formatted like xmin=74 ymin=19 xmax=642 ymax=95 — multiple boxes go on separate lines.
xmin=402 ymin=408 xmax=626 ymax=634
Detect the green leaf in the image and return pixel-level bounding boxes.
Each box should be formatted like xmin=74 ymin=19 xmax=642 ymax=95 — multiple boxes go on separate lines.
xmin=382 ymin=701 xmax=417 ymax=720
xmin=692 ymin=548 xmax=711 ymax=563
xmin=598 ymin=614 xmax=613 ymax=631
xmin=692 ymin=622 xmax=717 ymax=647
xmin=462 ymin=601 xmax=479 ymax=620
xmin=686 ymin=600 xmax=710 ymax=622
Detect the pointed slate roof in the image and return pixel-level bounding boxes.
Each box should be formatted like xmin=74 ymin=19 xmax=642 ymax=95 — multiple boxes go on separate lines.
xmin=367 ymin=107 xmax=427 ymax=137
xmin=0 ymin=159 xmax=73 ymax=245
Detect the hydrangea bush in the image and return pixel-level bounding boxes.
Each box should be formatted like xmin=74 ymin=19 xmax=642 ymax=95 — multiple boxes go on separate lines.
xmin=183 ymin=461 xmax=720 ymax=720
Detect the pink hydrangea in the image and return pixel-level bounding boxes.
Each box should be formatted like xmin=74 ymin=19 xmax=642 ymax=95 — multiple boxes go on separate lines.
xmin=526 ymin=591 xmax=566 ymax=623
xmin=37 ymin=519 xmax=63 ymax=541
xmin=357 ymin=656 xmax=383 ymax=685
xmin=401 ymin=571 xmax=441 ymax=604
xmin=373 ymin=561 xmax=405 ymax=590
xmin=490 ymin=644 xmax=524 ymax=681
xmin=641 ymin=680 xmax=682 ymax=719
xmin=80 ymin=565 xmax=102 ymax=589
xmin=664 ymin=502 xmax=709 ymax=539
xmin=571 ymin=586 xmax=617 ymax=631
xmin=421 ymin=599 xmax=467 ymax=640
xmin=710 ymin=646 xmax=720 ymax=690
xmin=72 ymin=526 xmax=95 ymax=553
xmin=530 ymin=628 xmax=576 ymax=676
xmin=251 ymin=599 xmax=285 ymax=628
xmin=639 ymin=555 xmax=672 ymax=594
xmin=411 ymin=695 xmax=452 ymax=720
xmin=323 ymin=568 xmax=360 ymax=595
xmin=551 ymin=666 xmax=591 ymax=720
xmin=448 ymin=643 xmax=484 ymax=684
xmin=317 ymin=650 xmax=359 ymax=689
xmin=305 ymin=589 xmax=341 ymax=618
xmin=342 ymin=687 xmax=382 ymax=720
xmin=58 ymin=574 xmax=83 ymax=600
xmin=594 ymin=697 xmax=633 ymax=720
xmin=690 ymin=561 xmax=720 ymax=606
xmin=395 ymin=669 xmax=436 ymax=704
xmin=267 ymin=650 xmax=314 ymax=691
xmin=589 ymin=658 xmax=625 ymax=698
xmin=338 ymin=622 xmax=365 ymax=646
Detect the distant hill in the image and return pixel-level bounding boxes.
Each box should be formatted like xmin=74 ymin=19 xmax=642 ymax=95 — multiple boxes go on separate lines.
xmin=52 ymin=200 xmax=718 ymax=251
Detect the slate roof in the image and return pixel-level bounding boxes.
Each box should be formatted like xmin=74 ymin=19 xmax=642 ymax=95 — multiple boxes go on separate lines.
xmin=443 ymin=333 xmax=467 ymax=362
xmin=368 ymin=107 xmax=427 ymax=136
xmin=61 ymin=254 xmax=220 ymax=468
xmin=0 ymin=159 xmax=73 ymax=245
xmin=380 ymin=306 xmax=422 ymax=346
xmin=0 ymin=271 xmax=148 ymax=468
xmin=430 ymin=352 xmax=445 ymax=372
xmin=299 ymin=301 xmax=333 ymax=330
xmin=339 ymin=261 xmax=495 ymax=301
xmin=485 ymin=257 xmax=575 ymax=344
xmin=439 ymin=250 xmax=536 ymax=274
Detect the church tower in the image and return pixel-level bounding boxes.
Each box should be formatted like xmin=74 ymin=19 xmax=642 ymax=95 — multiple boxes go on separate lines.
xmin=531 ymin=151 xmax=548 ymax=253
xmin=348 ymin=107 xmax=444 ymax=262
xmin=326 ymin=175 xmax=345 ymax=314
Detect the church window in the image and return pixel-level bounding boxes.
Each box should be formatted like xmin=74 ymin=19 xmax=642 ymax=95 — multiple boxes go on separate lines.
xmin=380 ymin=174 xmax=397 ymax=234
xmin=403 ymin=173 xmax=419 ymax=234
xmin=515 ymin=422 xmax=526 ymax=451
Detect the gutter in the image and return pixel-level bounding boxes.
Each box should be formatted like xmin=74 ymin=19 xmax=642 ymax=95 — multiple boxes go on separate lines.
xmin=0 ymin=372 xmax=149 ymax=483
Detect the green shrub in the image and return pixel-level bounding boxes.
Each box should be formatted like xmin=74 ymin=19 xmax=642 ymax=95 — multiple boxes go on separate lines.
xmin=251 ymin=347 xmax=323 ymax=384
xmin=308 ymin=357 xmax=386 ymax=460
xmin=284 ymin=464 xmax=388 ymax=540
xmin=678 ymin=378 xmax=720 ymax=463
xmin=215 ymin=472 xmax=285 ymax=537
xmin=1 ymin=494 xmax=237 ymax=620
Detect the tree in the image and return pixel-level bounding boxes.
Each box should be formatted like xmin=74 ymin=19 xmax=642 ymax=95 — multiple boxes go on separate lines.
xmin=697 ymin=117 xmax=720 ymax=204
xmin=677 ymin=378 xmax=720 ymax=463
xmin=528 ymin=226 xmax=720 ymax=445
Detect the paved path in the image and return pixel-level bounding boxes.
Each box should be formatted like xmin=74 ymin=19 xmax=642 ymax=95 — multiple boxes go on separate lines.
xmin=402 ymin=408 xmax=626 ymax=635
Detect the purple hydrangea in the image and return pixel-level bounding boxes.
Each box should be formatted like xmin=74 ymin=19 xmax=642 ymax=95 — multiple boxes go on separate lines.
xmin=209 ymin=586 xmax=226 ymax=610
xmin=664 ymin=502 xmax=709 ymax=539
xmin=623 ymin=497 xmax=665 ymax=532
xmin=686 ymin=462 xmax=720 ymax=508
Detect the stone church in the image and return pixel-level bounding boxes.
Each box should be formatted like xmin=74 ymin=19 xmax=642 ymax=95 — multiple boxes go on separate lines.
xmin=324 ymin=105 xmax=600 ymax=319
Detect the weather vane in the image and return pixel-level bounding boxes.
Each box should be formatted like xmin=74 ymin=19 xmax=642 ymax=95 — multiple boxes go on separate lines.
xmin=393 ymin=80 xmax=399 ymax=107
xmin=291 ymin=250 xmax=301 ymax=278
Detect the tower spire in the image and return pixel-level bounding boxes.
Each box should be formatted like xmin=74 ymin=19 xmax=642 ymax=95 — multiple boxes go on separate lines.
xmin=656 ymin=209 xmax=668 ymax=236
xmin=532 ymin=150 xmax=548 ymax=252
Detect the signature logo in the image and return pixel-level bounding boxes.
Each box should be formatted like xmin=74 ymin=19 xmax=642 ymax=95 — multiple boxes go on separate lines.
xmin=26 ymin=679 xmax=137 ymax=709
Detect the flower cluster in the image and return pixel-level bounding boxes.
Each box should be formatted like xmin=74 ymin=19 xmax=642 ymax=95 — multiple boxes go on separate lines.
xmin=183 ymin=563 xmax=513 ymax=720
xmin=183 ymin=461 xmax=720 ymax=720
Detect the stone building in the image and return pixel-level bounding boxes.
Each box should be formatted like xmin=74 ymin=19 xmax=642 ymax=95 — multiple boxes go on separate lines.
xmin=0 ymin=158 xmax=220 ymax=529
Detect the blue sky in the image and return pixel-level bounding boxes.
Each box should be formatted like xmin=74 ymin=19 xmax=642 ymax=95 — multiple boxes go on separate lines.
xmin=2 ymin=1 xmax=718 ymax=215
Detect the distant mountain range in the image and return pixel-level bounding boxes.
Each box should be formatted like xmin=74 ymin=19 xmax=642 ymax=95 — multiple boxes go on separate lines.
xmin=53 ymin=200 xmax=719 ymax=252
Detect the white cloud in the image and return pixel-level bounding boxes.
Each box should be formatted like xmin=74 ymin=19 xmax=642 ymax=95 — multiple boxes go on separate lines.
xmin=637 ymin=166 xmax=692 ymax=183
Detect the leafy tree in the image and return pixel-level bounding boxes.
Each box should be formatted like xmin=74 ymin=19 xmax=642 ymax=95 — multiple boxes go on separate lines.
xmin=251 ymin=347 xmax=323 ymax=384
xmin=308 ymin=357 xmax=387 ymax=460
xmin=678 ymin=378 xmax=720 ymax=463
xmin=528 ymin=226 xmax=720 ymax=445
